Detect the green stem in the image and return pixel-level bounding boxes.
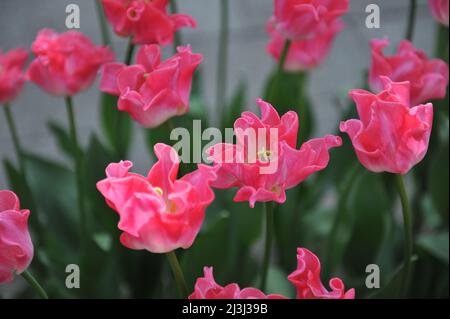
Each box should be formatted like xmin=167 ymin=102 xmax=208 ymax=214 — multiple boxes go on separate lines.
xmin=268 ymin=39 xmax=291 ymax=103
xmin=3 ymin=105 xmax=25 ymax=172
xmin=405 ymin=0 xmax=417 ymax=41
xmin=217 ymin=0 xmax=229 ymax=121
xmin=94 ymin=0 xmax=113 ymax=48
xmin=124 ymin=38 xmax=135 ymax=65
xmin=260 ymin=201 xmax=274 ymax=291
xmin=65 ymin=97 xmax=86 ymax=249
xmin=396 ymin=174 xmax=413 ymax=298
xmin=166 ymin=251 xmax=189 ymax=298
xmin=170 ymin=0 xmax=181 ymax=50
xmin=3 ymin=105 xmax=42 ymax=235
xmin=111 ymin=38 xmax=135 ymax=159
xmin=20 ymin=270 xmax=48 ymax=299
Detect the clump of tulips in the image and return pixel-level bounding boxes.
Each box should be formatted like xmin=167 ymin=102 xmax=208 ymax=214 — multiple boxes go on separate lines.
xmin=0 ymin=0 xmax=448 ymax=299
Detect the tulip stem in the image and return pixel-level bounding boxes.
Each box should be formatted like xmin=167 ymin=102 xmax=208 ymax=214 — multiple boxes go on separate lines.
xmin=405 ymin=0 xmax=417 ymax=41
xmin=65 ymin=97 xmax=87 ymax=250
xmin=269 ymin=39 xmax=291 ymax=103
xmin=166 ymin=251 xmax=189 ymax=298
xmin=94 ymin=0 xmax=113 ymax=49
xmin=217 ymin=0 xmax=229 ymax=121
xmin=260 ymin=201 xmax=274 ymax=291
xmin=170 ymin=0 xmax=182 ymax=49
xmin=3 ymin=104 xmax=42 ymax=235
xmin=124 ymin=37 xmax=135 ymax=65
xmin=21 ymin=270 xmax=48 ymax=299
xmin=396 ymin=174 xmax=413 ymax=298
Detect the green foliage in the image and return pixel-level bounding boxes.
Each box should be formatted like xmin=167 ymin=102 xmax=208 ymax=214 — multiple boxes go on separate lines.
xmin=100 ymin=93 xmax=133 ymax=159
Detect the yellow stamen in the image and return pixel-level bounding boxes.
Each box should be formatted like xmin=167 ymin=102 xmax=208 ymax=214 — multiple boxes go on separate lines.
xmin=257 ymin=148 xmax=272 ymax=162
xmin=153 ymin=187 xmax=163 ymax=196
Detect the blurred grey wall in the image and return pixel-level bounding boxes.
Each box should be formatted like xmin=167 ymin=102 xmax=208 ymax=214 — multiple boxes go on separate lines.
xmin=0 ymin=0 xmax=438 ymax=188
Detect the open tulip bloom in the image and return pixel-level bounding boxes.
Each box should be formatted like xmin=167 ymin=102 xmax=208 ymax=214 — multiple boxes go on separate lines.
xmin=189 ymin=248 xmax=354 ymax=299
xmin=100 ymin=44 xmax=202 ymax=128
xmin=369 ymin=38 xmax=449 ymax=106
xmin=97 ymin=143 xmax=216 ymax=253
xmin=341 ymin=76 xmax=433 ymax=175
xmin=101 ymin=0 xmax=197 ymax=45
xmin=0 ymin=0 xmax=448 ymax=303
xmin=0 ymin=48 xmax=28 ymax=104
xmin=208 ymin=98 xmax=342 ymax=208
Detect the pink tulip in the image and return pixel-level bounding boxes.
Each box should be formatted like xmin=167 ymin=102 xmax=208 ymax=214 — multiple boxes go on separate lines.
xmin=267 ymin=18 xmax=344 ymax=72
xmin=341 ymin=77 xmax=433 ymax=175
xmin=97 ymin=143 xmax=216 ymax=253
xmin=271 ymin=0 xmax=349 ymax=40
xmin=369 ymin=38 xmax=449 ymax=105
xmin=100 ymin=44 xmax=202 ymax=128
xmin=101 ymin=0 xmax=196 ymax=45
xmin=0 ymin=190 xmax=34 ymax=284
xmin=0 ymin=48 xmax=28 ymax=104
xmin=27 ymin=29 xmax=114 ymax=96
xmin=208 ymin=99 xmax=342 ymax=208
xmin=288 ymin=248 xmax=355 ymax=299
xmin=189 ymin=267 xmax=287 ymax=299
xmin=428 ymin=0 xmax=449 ymax=26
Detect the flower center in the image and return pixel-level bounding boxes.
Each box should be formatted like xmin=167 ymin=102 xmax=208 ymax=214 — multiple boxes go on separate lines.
xmin=153 ymin=187 xmax=163 ymax=196
xmin=153 ymin=187 xmax=178 ymax=214
xmin=257 ymin=148 xmax=272 ymax=162
xmin=271 ymin=185 xmax=281 ymax=194
xmin=167 ymin=201 xmax=177 ymax=214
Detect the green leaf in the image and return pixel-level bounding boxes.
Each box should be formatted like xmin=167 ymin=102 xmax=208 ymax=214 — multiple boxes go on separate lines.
xmin=428 ymin=140 xmax=449 ymax=223
xmin=100 ymin=93 xmax=133 ymax=159
xmin=146 ymin=119 xmax=177 ymax=150
xmin=340 ymin=173 xmax=390 ymax=277
xmin=263 ymin=71 xmax=314 ymax=142
xmin=264 ymin=266 xmax=295 ymax=297
xmin=221 ymin=81 xmax=246 ymax=130
xmin=3 ymin=159 xmax=27 ymax=202
xmin=24 ymin=154 xmax=78 ymax=246
xmin=369 ymin=255 xmax=418 ymax=299
xmin=93 ymin=232 xmax=113 ymax=252
xmin=417 ymin=231 xmax=449 ymax=264
xmin=47 ymin=121 xmax=76 ymax=159
xmin=83 ymin=134 xmax=118 ymax=232
xmin=181 ymin=211 xmax=231 ymax=289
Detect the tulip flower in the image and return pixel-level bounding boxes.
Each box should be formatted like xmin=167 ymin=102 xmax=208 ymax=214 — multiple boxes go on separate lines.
xmin=267 ymin=18 xmax=344 ymax=72
xmin=288 ymin=248 xmax=355 ymax=299
xmin=0 ymin=190 xmax=33 ymax=284
xmin=1 ymin=49 xmax=44 ymax=240
xmin=97 ymin=143 xmax=216 ymax=297
xmin=271 ymin=0 xmax=349 ymax=40
xmin=208 ymin=98 xmax=341 ymax=292
xmin=100 ymin=44 xmax=202 ymax=128
xmin=0 ymin=48 xmax=28 ymax=104
xmin=369 ymin=38 xmax=449 ymax=106
xmin=208 ymin=98 xmax=342 ymax=208
xmin=101 ymin=0 xmax=196 ymax=45
xmin=341 ymin=76 xmax=433 ymax=297
xmin=27 ymin=29 xmax=114 ymax=96
xmin=0 ymin=190 xmax=48 ymax=298
xmin=428 ymin=0 xmax=449 ymax=26
xmin=27 ymin=29 xmax=113 ymax=255
xmin=189 ymin=267 xmax=287 ymax=299
xmin=97 ymin=143 xmax=216 ymax=254
xmin=341 ymin=76 xmax=433 ymax=175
